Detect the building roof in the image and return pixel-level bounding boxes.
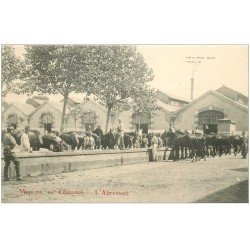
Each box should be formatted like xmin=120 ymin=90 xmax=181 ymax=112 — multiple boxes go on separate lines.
xmin=49 ymin=101 xmax=69 ymax=114
xmin=27 ymin=100 xmax=69 ymax=117
xmin=175 ymin=90 xmax=248 ymax=115
xmin=156 ymin=89 xmax=191 ymax=103
xmin=7 ymin=102 xmax=36 ymax=115
xmin=216 ymin=85 xmax=248 ymax=100
xmin=156 ymin=99 xmax=181 ymax=112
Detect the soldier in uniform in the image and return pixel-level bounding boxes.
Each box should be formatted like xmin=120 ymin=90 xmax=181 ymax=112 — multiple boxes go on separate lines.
xmin=169 ymin=123 xmax=175 ymax=133
xmin=241 ymin=131 xmax=248 ymax=159
xmin=117 ymin=119 xmax=124 ymax=149
xmin=151 ymin=133 xmax=159 ymax=161
xmin=2 ymin=126 xmax=24 ymax=181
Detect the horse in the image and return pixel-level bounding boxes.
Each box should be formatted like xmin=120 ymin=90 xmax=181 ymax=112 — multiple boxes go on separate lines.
xmin=101 ymin=129 xmax=116 ymax=149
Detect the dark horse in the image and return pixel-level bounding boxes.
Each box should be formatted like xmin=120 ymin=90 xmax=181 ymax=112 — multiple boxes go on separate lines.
xmin=164 ymin=130 xmax=206 ymax=162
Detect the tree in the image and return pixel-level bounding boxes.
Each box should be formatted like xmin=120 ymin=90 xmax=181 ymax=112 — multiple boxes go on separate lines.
xmin=132 ymin=85 xmax=158 ymax=129
xmin=79 ymin=45 xmax=155 ymax=133
xmin=68 ymin=104 xmax=85 ymax=131
xmin=1 ymin=45 xmax=21 ymax=96
xmin=21 ymin=45 xmax=95 ymax=132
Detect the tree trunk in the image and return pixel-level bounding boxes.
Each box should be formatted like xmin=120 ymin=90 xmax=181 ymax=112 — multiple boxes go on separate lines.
xmin=138 ymin=113 xmax=141 ymax=129
xmin=60 ymin=92 xmax=69 ymax=132
xmin=105 ymin=106 xmax=112 ymax=134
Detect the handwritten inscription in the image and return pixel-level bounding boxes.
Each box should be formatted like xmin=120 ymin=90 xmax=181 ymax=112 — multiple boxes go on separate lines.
xmin=19 ymin=188 xmax=85 ymax=195
xmin=95 ymin=190 xmax=129 ymax=196
xmin=18 ymin=188 xmax=129 ymax=196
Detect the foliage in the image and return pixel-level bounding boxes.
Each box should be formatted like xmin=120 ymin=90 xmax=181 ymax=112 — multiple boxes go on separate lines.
xmin=68 ymin=104 xmax=86 ymax=130
xmin=132 ymin=84 xmax=158 ymax=115
xmin=1 ymin=45 xmax=21 ymax=96
xmin=21 ymin=45 xmax=95 ymax=131
xmin=78 ymin=45 xmax=155 ymax=133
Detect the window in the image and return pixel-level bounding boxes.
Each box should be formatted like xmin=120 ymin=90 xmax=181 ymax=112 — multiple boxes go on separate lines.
xmin=198 ymin=110 xmax=224 ymax=124
xmin=7 ymin=114 xmax=18 ymax=129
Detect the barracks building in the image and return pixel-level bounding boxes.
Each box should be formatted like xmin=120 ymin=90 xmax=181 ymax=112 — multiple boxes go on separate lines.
xmin=1 ymin=85 xmax=248 ymax=135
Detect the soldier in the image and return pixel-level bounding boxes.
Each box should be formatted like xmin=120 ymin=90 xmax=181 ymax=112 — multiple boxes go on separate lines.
xmin=151 ymin=133 xmax=159 ymax=161
xmin=2 ymin=126 xmax=24 ymax=181
xmin=117 ymin=119 xmax=124 ymax=149
xmin=20 ymin=126 xmax=32 ymax=153
xmin=241 ymin=131 xmax=248 ymax=159
xmin=169 ymin=123 xmax=175 ymax=133
xmin=84 ymin=131 xmax=95 ymax=149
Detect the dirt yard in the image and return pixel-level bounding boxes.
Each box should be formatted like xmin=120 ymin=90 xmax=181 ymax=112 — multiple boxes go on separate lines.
xmin=1 ymin=155 xmax=248 ymax=203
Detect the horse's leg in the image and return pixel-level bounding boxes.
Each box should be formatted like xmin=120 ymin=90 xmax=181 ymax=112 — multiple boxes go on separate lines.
xmin=184 ymin=146 xmax=188 ymax=159
xmin=176 ymin=147 xmax=180 ymax=161
xmin=180 ymin=146 xmax=184 ymax=159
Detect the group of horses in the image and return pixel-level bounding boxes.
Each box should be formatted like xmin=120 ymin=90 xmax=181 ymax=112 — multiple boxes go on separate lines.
xmin=162 ymin=130 xmax=247 ymax=162
xmin=2 ymin=128 xmax=247 ymax=162
xmin=2 ymin=127 xmax=160 ymax=152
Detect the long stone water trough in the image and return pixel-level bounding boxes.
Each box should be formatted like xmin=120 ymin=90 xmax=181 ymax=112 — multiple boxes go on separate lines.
xmin=1 ymin=148 xmax=170 ymax=178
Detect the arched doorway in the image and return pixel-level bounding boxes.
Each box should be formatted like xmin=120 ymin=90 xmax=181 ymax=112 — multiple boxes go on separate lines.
xmin=132 ymin=113 xmax=151 ymax=134
xmin=81 ymin=112 xmax=97 ymax=132
xmin=198 ymin=110 xmax=224 ymax=134
xmin=7 ymin=114 xmax=18 ymax=129
xmin=40 ymin=112 xmax=54 ymax=132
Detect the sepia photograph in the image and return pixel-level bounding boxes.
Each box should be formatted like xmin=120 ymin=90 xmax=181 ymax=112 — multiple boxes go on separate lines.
xmin=1 ymin=44 xmax=248 ymax=203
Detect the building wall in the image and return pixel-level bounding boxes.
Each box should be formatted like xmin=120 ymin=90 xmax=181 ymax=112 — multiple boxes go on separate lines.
xmin=2 ymin=106 xmax=28 ymax=129
xmin=117 ymin=108 xmax=170 ymax=133
xmin=30 ymin=103 xmax=62 ymax=132
xmin=175 ymin=93 xmax=248 ymax=132
xmin=66 ymin=100 xmax=108 ymax=132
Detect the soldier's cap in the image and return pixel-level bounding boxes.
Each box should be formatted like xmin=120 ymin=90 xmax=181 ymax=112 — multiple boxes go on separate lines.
xmin=7 ymin=126 xmax=15 ymax=130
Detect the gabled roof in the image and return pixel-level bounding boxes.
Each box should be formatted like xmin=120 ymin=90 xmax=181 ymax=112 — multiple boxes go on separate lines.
xmin=2 ymin=102 xmax=36 ymax=116
xmin=216 ymin=85 xmax=248 ymax=99
xmin=78 ymin=98 xmax=107 ymax=112
xmin=156 ymin=99 xmax=181 ymax=112
xmin=175 ymin=90 xmax=248 ymax=115
xmin=28 ymin=100 xmax=68 ymax=117
xmin=156 ymin=89 xmax=190 ymax=103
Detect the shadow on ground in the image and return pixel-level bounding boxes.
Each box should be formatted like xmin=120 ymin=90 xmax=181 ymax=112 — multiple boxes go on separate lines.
xmin=196 ymin=180 xmax=249 ymax=203
xmin=230 ymin=168 xmax=248 ymax=172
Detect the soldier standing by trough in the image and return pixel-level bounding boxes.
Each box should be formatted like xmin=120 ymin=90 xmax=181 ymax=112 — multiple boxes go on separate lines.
xmin=20 ymin=126 xmax=32 ymax=153
xmin=241 ymin=131 xmax=248 ymax=159
xmin=2 ymin=126 xmax=24 ymax=181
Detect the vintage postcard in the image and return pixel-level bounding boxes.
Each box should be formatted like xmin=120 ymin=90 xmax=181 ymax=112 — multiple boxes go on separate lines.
xmin=1 ymin=44 xmax=248 ymax=203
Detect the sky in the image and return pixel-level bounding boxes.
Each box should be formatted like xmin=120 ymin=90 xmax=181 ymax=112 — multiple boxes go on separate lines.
xmin=3 ymin=45 xmax=248 ymax=103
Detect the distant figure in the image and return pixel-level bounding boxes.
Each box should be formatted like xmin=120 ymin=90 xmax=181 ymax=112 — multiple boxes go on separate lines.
xmin=117 ymin=119 xmax=124 ymax=133
xmin=117 ymin=119 xmax=124 ymax=149
xmin=20 ymin=126 xmax=32 ymax=153
xmin=151 ymin=133 xmax=159 ymax=161
xmin=169 ymin=123 xmax=175 ymax=133
xmin=86 ymin=124 xmax=92 ymax=132
xmin=84 ymin=131 xmax=95 ymax=149
xmin=2 ymin=126 xmax=24 ymax=181
xmin=141 ymin=134 xmax=148 ymax=148
xmin=241 ymin=131 xmax=248 ymax=159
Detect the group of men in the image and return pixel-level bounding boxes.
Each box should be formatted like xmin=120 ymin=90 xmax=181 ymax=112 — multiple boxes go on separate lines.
xmin=2 ymin=125 xmax=32 ymax=181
